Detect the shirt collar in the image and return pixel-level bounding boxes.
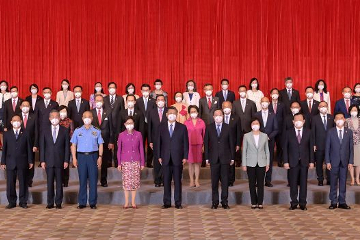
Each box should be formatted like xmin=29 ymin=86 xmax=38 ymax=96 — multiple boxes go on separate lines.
xmin=168 ymin=121 xmax=176 ymax=128
xmin=336 ymin=126 xmax=344 ymax=131
xmin=295 ymin=127 xmax=303 ymax=132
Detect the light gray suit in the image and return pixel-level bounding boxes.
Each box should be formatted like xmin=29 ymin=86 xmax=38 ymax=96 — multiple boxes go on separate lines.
xmin=242 ymin=132 xmax=270 ymax=167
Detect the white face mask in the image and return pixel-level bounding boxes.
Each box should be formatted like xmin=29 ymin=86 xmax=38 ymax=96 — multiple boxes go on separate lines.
xmin=344 ymin=92 xmax=351 ymax=99
xmin=336 ymin=119 xmax=345 ymax=127
xmin=271 ymin=94 xmax=279 ymax=100
xmin=318 ymin=85 xmax=324 ymax=90
xmin=187 ymin=86 xmax=194 ymax=91
xmin=205 ymin=90 xmax=212 ymax=96
xmin=167 ymin=114 xmax=176 ymax=121
xmin=60 ymin=112 xmax=67 ymax=120
xmin=251 ymin=83 xmax=258 ymax=89
xmin=83 ymin=118 xmax=92 ymax=125
xmin=291 ymin=108 xmax=300 ymax=114
xmin=223 ymin=108 xmax=231 ymax=114
xmin=127 ymin=101 xmax=135 ymax=108
xmin=214 ymin=116 xmax=223 ymax=123
xmin=12 ymin=121 xmax=21 ymax=128
xmin=74 ymin=92 xmax=82 ymax=98
xmin=0 ymin=86 xmax=7 ymax=91
xmin=351 ymin=111 xmax=358 ymax=117
xmin=51 ymin=118 xmax=59 ymax=125
xmin=286 ymin=82 xmax=293 ymax=89
xmin=261 ymin=102 xmax=269 ymax=109
xmin=190 ymin=113 xmax=198 ymax=119
xmin=222 ymin=84 xmax=228 ymax=90
xmin=62 ymin=84 xmax=69 ymax=90
xmin=252 ymin=124 xmax=260 ymax=131
xmin=239 ymin=92 xmax=246 ymax=98
xmin=11 ymin=92 xmax=18 ymax=98
xmin=95 ymin=101 xmax=103 ymax=109
xmin=175 ymin=97 xmax=182 ymax=103
xmin=44 ymin=93 xmax=51 ymax=99
xmin=142 ymin=91 xmax=149 ymax=97
xmin=21 ymin=107 xmax=30 ymax=113
xmin=157 ymin=101 xmax=165 ymax=108
xmin=31 ymin=89 xmax=38 ymax=95
xmin=126 ymin=124 xmax=134 ymax=131
xmin=319 ymin=107 xmax=328 ymax=114
xmin=109 ymin=88 xmax=116 ymax=95
xmin=295 ymin=121 xmax=304 ymax=128
xmin=155 ymin=85 xmax=162 ymax=90
xmin=306 ymin=92 xmax=314 ymax=99
xmin=95 ymin=87 xmax=102 ymax=92
xmin=355 ymin=88 xmax=360 ymax=93
xmin=128 ymin=88 xmax=134 ymax=94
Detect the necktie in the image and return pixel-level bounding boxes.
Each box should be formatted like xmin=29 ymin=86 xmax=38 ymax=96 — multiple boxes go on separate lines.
xmin=76 ymin=100 xmax=80 ymax=112
xmin=159 ymin=109 xmax=163 ymax=121
xmin=346 ymin=100 xmax=350 ymax=113
xmin=144 ymin=98 xmax=148 ymax=111
xmin=110 ymin=96 xmax=114 ymax=107
xmin=323 ymin=115 xmax=327 ymax=130
xmin=129 ymin=110 xmax=133 ymax=116
xmin=288 ymin=90 xmax=292 ymax=100
xmin=297 ymin=130 xmax=301 ymax=144
xmin=225 ymin=115 xmax=229 ymax=124
xmin=169 ymin=124 xmax=173 ymax=137
xmin=263 ymin=112 xmax=267 ymax=127
xmin=216 ymin=124 xmax=221 ymax=137
xmin=45 ymin=100 xmax=48 ymax=108
xmin=308 ymin=101 xmax=312 ymax=112
xmin=98 ymin=110 xmax=102 ymax=125
xmin=12 ymin=99 xmax=16 ymax=112
xmin=339 ymin=130 xmax=343 ymax=144
xmin=15 ymin=130 xmax=19 ymax=140
xmin=53 ymin=127 xmax=57 ymax=143
xmin=273 ymin=103 xmax=277 ymax=114
xmin=23 ymin=115 xmax=27 ymax=129
xmin=241 ymin=100 xmax=245 ymax=112
xmin=224 ymin=91 xmax=227 ymax=100
xmin=207 ymin=98 xmax=212 ymax=109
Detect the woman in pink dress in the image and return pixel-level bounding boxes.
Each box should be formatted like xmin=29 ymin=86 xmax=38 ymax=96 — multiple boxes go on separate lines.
xmin=184 ymin=105 xmax=206 ymax=187
xmin=117 ymin=116 xmax=145 ymax=209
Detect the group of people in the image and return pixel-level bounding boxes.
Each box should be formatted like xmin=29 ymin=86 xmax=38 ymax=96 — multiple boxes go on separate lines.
xmin=0 ymin=76 xmax=357 ymax=211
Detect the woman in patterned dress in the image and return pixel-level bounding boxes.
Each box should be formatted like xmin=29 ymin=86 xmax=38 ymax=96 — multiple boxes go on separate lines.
xmin=117 ymin=116 xmax=145 ymax=209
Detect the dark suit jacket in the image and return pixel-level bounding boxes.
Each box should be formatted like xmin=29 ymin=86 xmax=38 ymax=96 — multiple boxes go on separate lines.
xmin=91 ymin=108 xmax=113 ymax=144
xmin=283 ymin=128 xmax=314 ymax=168
xmin=224 ymin=113 xmax=242 ymax=147
xmin=199 ymin=96 xmax=220 ymax=125
xmin=1 ymin=129 xmax=33 ymax=170
xmin=269 ymin=101 xmax=285 ymax=134
xmin=283 ymin=114 xmax=310 ymax=133
xmin=148 ymin=107 xmax=167 ymax=145
xmin=157 ymin=122 xmax=189 ymax=166
xmin=334 ymin=98 xmax=354 ymax=118
xmin=300 ymin=99 xmax=320 ymax=126
xmin=279 ymin=88 xmax=301 ymax=115
xmin=39 ymin=125 xmax=70 ymax=168
xmin=255 ymin=111 xmax=279 ymax=140
xmin=25 ymin=95 xmax=43 ymax=114
xmin=21 ymin=113 xmax=38 ymax=148
xmin=119 ymin=109 xmax=145 ymax=136
xmin=103 ymin=94 xmax=124 ymax=134
xmin=3 ymin=98 xmax=23 ymax=129
xmin=135 ymin=97 xmax=156 ymax=122
xmin=35 ymin=100 xmax=59 ymax=131
xmin=325 ymin=127 xmax=354 ymax=166
xmin=311 ymin=114 xmax=335 ymax=151
xmin=68 ymin=98 xmax=90 ymax=129
xmin=215 ymin=90 xmax=236 ymax=106
xmin=232 ymin=99 xmax=257 ymax=133
xmin=204 ymin=123 xmax=235 ymax=164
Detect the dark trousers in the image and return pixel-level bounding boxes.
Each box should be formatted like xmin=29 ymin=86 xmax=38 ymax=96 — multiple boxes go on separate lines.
xmin=289 ymin=164 xmax=308 ymax=207
xmin=6 ymin=168 xmax=28 ymax=205
xmin=274 ymin=133 xmax=283 ymax=164
xmin=247 ymin=165 xmax=266 ymax=205
xmin=63 ymin=167 xmax=69 ymax=185
xmin=265 ymin=139 xmax=275 ymax=183
xmin=329 ymin=163 xmax=347 ymax=205
xmin=144 ymin=123 xmax=153 ymax=167
xmin=113 ymin=133 xmax=119 ymax=167
xmin=46 ymin=167 xmax=63 ymax=205
xmin=163 ymin=158 xmax=183 ymax=206
xmin=210 ymin=161 xmax=230 ymax=205
xmin=153 ymin=146 xmax=163 ymax=185
xmin=77 ymin=153 xmax=98 ymax=206
xmin=100 ymin=144 xmax=112 ymax=185
xmin=315 ymin=150 xmax=330 ymax=182
xmin=27 ymin=152 xmax=36 ymax=186
xmin=229 ymin=164 xmax=236 ymax=185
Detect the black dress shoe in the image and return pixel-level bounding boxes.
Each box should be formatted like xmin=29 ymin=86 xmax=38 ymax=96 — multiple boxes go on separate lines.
xmin=327 ymin=181 xmax=331 ymax=185
xmin=228 ymin=183 xmax=234 ymax=187
xmin=77 ymin=205 xmax=86 ymax=209
xmin=28 ymin=182 xmax=33 ymax=187
xmin=155 ymin=184 xmax=161 ymax=187
xmin=5 ymin=204 xmax=16 ymax=209
xmin=211 ymin=204 xmax=218 ymax=209
xmin=287 ymin=183 xmax=290 ymax=187
xmin=222 ymin=204 xmax=230 ymax=209
xmin=90 ymin=205 xmax=97 ymax=209
xmin=175 ymin=205 xmax=183 ymax=209
xmin=265 ymin=182 xmax=273 ymax=187
xmin=161 ymin=205 xmax=171 ymax=209
xmin=101 ymin=183 xmax=108 ymax=187
xmin=63 ymin=183 xmax=69 ymax=187
xmin=318 ymin=181 xmax=324 ymax=186
xmin=46 ymin=205 xmax=54 ymax=209
xmin=338 ymin=203 xmax=351 ymax=209
xmin=147 ymin=164 xmax=153 ymax=168
xmin=329 ymin=204 xmax=337 ymax=209
xmin=278 ymin=162 xmax=284 ymax=167
xmin=56 ymin=204 xmax=62 ymax=209
xmin=19 ymin=204 xmax=28 ymax=209
xmin=300 ymin=206 xmax=307 ymax=211
xmin=289 ymin=205 xmax=297 ymax=210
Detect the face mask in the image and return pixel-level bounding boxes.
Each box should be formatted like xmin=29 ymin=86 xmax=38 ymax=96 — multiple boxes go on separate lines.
xmin=11 ymin=92 xmax=18 ymax=98
xmin=271 ymin=94 xmax=279 ymax=100
xmin=291 ymin=108 xmax=300 ymax=114
xmin=0 ymin=86 xmax=7 ymax=91
xmin=355 ymin=88 xmax=360 ymax=93
xmin=83 ymin=118 xmax=92 ymax=125
xmin=344 ymin=92 xmax=351 ymax=99
xmin=95 ymin=101 xmax=103 ymax=109
xmin=223 ymin=108 xmax=231 ymax=114
xmin=95 ymin=87 xmax=102 ymax=92
xmin=306 ymin=93 xmax=314 ymax=99
xmin=351 ymin=111 xmax=358 ymax=117
xmin=175 ymin=97 xmax=182 ymax=103
xmin=60 ymin=112 xmax=67 ymax=120
xmin=205 ymin=90 xmax=212 ymax=96
xmin=21 ymin=107 xmax=30 ymax=113
xmin=74 ymin=92 xmax=82 ymax=98
xmin=251 ymin=83 xmax=258 ymax=89
xmin=167 ymin=114 xmax=176 ymax=121
xmin=109 ymin=88 xmax=116 ymax=95
xmin=31 ymin=89 xmax=38 ymax=95
xmin=222 ymin=85 xmax=228 ymax=90
xmin=12 ymin=121 xmax=21 ymax=128
xmin=319 ymin=107 xmax=328 ymax=114
xmin=214 ymin=116 xmax=223 ymax=123
xmin=126 ymin=124 xmax=134 ymax=131
xmin=62 ymin=84 xmax=68 ymax=90
xmin=51 ymin=118 xmax=59 ymax=125
xmin=190 ymin=113 xmax=198 ymax=119
xmin=155 ymin=85 xmax=162 ymax=90
xmin=286 ymin=82 xmax=293 ymax=89
xmin=336 ymin=119 xmax=344 ymax=126
xmin=142 ymin=91 xmax=149 ymax=97
xmin=157 ymin=101 xmax=165 ymax=108
xmin=187 ymin=86 xmax=194 ymax=91
xmin=252 ymin=124 xmax=260 ymax=131
xmin=127 ymin=101 xmax=135 ymax=108
xmin=44 ymin=93 xmax=51 ymax=99
xmin=261 ymin=102 xmax=269 ymax=109
xmin=294 ymin=121 xmax=304 ymax=128
xmin=239 ymin=92 xmax=246 ymax=98
xmin=318 ymin=85 xmax=324 ymax=90
xmin=128 ymin=88 xmax=134 ymax=94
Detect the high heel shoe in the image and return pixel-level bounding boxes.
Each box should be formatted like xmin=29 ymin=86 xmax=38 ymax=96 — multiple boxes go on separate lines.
xmin=131 ymin=205 xmax=138 ymax=209
xmin=123 ymin=205 xmax=128 ymax=209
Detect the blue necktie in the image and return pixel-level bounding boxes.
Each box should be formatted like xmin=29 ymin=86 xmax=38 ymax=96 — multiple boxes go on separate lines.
xmin=15 ymin=130 xmax=19 ymax=140
xmin=217 ymin=125 xmax=221 ymax=137
xmin=323 ymin=116 xmax=327 ymax=130
xmin=169 ymin=124 xmax=173 ymax=137
xmin=339 ymin=130 xmax=343 ymax=145
xmin=53 ymin=127 xmax=57 ymax=143
xmin=144 ymin=98 xmax=148 ymax=111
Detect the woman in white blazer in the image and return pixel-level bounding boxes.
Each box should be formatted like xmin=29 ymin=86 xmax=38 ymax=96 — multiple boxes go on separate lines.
xmin=183 ymin=80 xmax=201 ymax=107
xmin=56 ymin=79 xmax=74 ymax=107
xmin=314 ymin=79 xmax=331 ymax=113
xmin=242 ymin=118 xmax=270 ymax=209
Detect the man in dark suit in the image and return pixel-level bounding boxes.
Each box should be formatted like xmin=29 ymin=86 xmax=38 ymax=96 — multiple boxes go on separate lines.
xmin=215 ymin=79 xmax=236 ymax=106
xmin=311 ymin=101 xmax=334 ymax=186
xmin=20 ymin=101 xmax=38 ymax=187
xmin=91 ymin=94 xmax=114 ymax=187
xmin=268 ymin=88 xmax=285 ymax=166
xmin=136 ymin=84 xmax=156 ymax=168
xmin=233 ymin=85 xmax=257 ymax=133
xmin=3 ymin=86 xmax=23 ymax=131
xmin=1 ymin=115 xmax=33 ymax=209
xmin=157 ymin=106 xmax=189 ymax=209
xmin=222 ymin=101 xmax=242 ymax=186
xmin=35 ymin=87 xmax=59 ymax=132
xmin=205 ymin=109 xmax=235 ymax=209
xmin=300 ymin=86 xmax=320 ymax=125
xmin=334 ymin=87 xmax=354 ymax=118
xmin=119 ymin=95 xmax=144 ymax=134
xmin=25 ymin=83 xmax=43 ymax=114
xmin=283 ymin=113 xmax=314 ymax=211
xmin=199 ymin=84 xmax=220 ymax=125
xmin=68 ymin=86 xmax=90 ymax=129
xmin=103 ymin=82 xmax=124 ymax=168
xmin=279 ymin=77 xmax=301 ymax=116
xmin=148 ymin=94 xmax=168 ymax=187
xmin=255 ymin=97 xmax=279 ymax=187
xmin=40 ymin=110 xmax=70 ymax=209
xmin=325 ymin=112 xmax=354 ymax=210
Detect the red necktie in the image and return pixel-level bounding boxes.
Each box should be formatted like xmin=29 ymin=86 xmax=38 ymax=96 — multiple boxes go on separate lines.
xmin=308 ymin=101 xmax=312 ymax=112
xmin=273 ymin=103 xmax=277 ymax=114
xmin=159 ymin=109 xmax=163 ymax=121
xmin=207 ymin=98 xmax=212 ymax=109
xmin=12 ymin=99 xmax=16 ymax=112
xmin=346 ymin=99 xmax=350 ymax=113
xmin=98 ymin=110 xmax=102 ymax=125
xmin=23 ymin=115 xmax=27 ymax=128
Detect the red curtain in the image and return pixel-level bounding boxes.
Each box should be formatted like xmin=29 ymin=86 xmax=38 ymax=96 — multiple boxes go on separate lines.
xmin=1 ymin=0 xmax=360 ymax=106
